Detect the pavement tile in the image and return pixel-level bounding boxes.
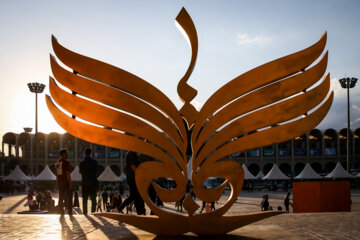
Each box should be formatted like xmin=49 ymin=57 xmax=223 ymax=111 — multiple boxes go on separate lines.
xmin=0 ymin=190 xmax=359 ymax=239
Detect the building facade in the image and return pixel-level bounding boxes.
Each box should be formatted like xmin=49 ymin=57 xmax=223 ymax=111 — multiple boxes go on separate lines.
xmin=1 ymin=132 xmax=126 ymax=177
xmin=1 ymin=128 xmax=360 ymax=177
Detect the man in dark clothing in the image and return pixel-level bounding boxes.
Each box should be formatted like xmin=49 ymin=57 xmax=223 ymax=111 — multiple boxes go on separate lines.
xmin=284 ymin=192 xmax=292 ymax=211
xmin=55 ymin=149 xmax=72 ymax=215
xmin=117 ymin=151 xmax=145 ymax=215
xmin=79 ymin=148 xmax=98 ymax=215
xmin=102 ymin=190 xmax=108 ymax=210
xmin=261 ymin=194 xmax=269 ymax=211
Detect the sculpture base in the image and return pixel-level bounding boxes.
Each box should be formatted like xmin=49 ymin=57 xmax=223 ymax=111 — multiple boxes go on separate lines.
xmin=93 ymin=211 xmax=285 ymax=236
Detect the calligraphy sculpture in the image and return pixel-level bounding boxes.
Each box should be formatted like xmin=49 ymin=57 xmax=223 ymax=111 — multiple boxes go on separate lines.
xmin=47 ymin=8 xmax=333 ymax=235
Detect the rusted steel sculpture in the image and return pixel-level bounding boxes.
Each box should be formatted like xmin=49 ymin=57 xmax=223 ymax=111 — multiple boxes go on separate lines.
xmin=47 ymin=8 xmax=333 ymax=235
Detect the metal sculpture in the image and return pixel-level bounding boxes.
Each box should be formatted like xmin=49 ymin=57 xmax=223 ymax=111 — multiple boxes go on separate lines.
xmin=46 ymin=7 xmax=333 ymax=235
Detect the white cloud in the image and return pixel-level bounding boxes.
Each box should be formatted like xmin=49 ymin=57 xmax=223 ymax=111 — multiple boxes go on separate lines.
xmin=352 ymin=104 xmax=360 ymax=113
xmin=351 ymin=105 xmax=360 ymax=125
xmin=236 ymin=33 xmax=270 ymax=45
xmin=352 ymin=118 xmax=360 ymax=125
xmin=330 ymin=77 xmax=345 ymax=96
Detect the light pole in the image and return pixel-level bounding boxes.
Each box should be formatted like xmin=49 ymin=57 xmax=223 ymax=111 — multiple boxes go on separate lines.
xmin=23 ymin=127 xmax=33 ymax=133
xmin=28 ymin=82 xmax=46 ymax=175
xmin=339 ymin=77 xmax=358 ymax=172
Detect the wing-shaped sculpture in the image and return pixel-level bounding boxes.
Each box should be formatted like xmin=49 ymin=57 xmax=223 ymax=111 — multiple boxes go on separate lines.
xmin=47 ymin=35 xmax=189 ymax=203
xmin=47 ymin=7 xmax=333 ymax=235
xmin=191 ymin=33 xmax=333 ymax=216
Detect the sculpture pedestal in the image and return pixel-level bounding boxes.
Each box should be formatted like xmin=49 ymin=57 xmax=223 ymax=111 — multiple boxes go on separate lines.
xmin=293 ymin=181 xmax=351 ymax=213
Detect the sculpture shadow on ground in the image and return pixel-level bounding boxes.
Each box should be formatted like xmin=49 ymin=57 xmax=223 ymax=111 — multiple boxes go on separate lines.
xmin=86 ymin=214 xmax=138 ymax=239
xmin=153 ymin=234 xmax=261 ymax=240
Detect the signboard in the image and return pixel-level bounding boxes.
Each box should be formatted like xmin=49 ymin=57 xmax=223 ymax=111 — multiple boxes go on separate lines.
xmin=263 ymin=149 xmax=275 ymax=156
xmin=310 ymin=149 xmax=321 ymax=156
xmin=48 ymin=152 xmax=59 ymax=158
xmin=279 ymin=149 xmax=291 ymax=156
xmin=294 ymin=149 xmax=306 ymax=156
xmin=324 ymin=148 xmax=336 ymax=155
xmin=94 ymin=152 xmax=105 ymax=159
xmin=68 ymin=151 xmax=75 ymax=159
xmin=247 ymin=149 xmax=259 ymax=157
xmin=109 ymin=151 xmax=120 ymax=158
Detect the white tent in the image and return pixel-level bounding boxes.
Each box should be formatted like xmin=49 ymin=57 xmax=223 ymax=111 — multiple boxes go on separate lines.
xmin=263 ymin=164 xmax=289 ymax=180
xmin=256 ymin=171 xmax=265 ymax=179
xmin=325 ymin=162 xmax=354 ymax=178
xmin=295 ymin=163 xmax=323 ymax=179
xmin=242 ymin=164 xmax=257 ymax=180
xmin=356 ymin=172 xmax=360 ymax=178
xmin=4 ymin=165 xmax=31 ymax=181
xmin=71 ymin=166 xmax=82 ymax=181
xmin=119 ymin=172 xmax=126 ymax=181
xmin=97 ymin=166 xmax=119 ymax=182
xmin=34 ymin=165 xmax=56 ymax=181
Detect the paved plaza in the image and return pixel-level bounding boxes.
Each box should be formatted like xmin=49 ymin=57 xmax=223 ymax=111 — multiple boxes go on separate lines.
xmin=0 ymin=190 xmax=359 ymax=239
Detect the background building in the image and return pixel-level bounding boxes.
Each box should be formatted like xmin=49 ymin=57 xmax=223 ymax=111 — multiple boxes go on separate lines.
xmin=1 ymin=132 xmax=126 ymax=177
xmin=1 ymin=128 xmax=360 ymax=177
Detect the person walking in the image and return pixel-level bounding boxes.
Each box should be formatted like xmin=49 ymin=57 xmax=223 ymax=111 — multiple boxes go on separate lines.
xmin=117 ymin=151 xmax=145 ymax=215
xmin=55 ymin=149 xmax=72 ymax=215
xmin=79 ymin=148 xmax=98 ymax=215
xmin=199 ymin=201 xmax=207 ymax=213
xmin=284 ymin=192 xmax=292 ymax=211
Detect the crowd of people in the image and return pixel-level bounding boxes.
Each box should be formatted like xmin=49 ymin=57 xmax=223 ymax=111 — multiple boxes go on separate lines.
xmin=27 ymin=189 xmax=56 ymax=212
xmin=2 ymin=147 xmax=296 ymax=215
xmin=53 ymin=148 xmax=149 ymax=215
xmin=97 ymin=190 xmax=123 ymax=212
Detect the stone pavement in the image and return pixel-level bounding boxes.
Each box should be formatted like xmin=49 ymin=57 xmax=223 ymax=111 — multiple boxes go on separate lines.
xmin=0 ymin=190 xmax=359 ymax=239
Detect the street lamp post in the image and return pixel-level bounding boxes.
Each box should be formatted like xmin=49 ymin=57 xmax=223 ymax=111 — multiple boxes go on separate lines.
xmin=27 ymin=82 xmax=46 ymax=175
xmin=339 ymin=77 xmax=358 ymax=172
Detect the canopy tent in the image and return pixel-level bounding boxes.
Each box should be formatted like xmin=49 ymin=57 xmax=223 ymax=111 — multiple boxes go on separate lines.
xmin=256 ymin=171 xmax=265 ymax=179
xmin=71 ymin=166 xmax=82 ymax=181
xmin=119 ymin=172 xmax=126 ymax=181
xmin=242 ymin=164 xmax=257 ymax=180
xmin=263 ymin=164 xmax=289 ymax=180
xmin=325 ymin=162 xmax=354 ymax=178
xmin=97 ymin=166 xmax=119 ymax=182
xmin=3 ymin=165 xmax=31 ymax=181
xmin=33 ymin=165 xmax=56 ymax=181
xmin=295 ymin=163 xmax=323 ymax=179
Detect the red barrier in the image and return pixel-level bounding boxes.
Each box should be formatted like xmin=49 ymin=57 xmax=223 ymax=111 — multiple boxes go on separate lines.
xmin=293 ymin=181 xmax=351 ymax=213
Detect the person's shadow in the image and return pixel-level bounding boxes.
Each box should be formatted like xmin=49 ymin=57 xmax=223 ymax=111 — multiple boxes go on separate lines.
xmin=59 ymin=215 xmax=87 ymax=239
xmin=59 ymin=215 xmax=74 ymax=239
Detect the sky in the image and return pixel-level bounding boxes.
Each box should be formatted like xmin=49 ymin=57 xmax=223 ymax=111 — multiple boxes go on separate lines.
xmin=0 ymin=0 xmax=360 ymax=149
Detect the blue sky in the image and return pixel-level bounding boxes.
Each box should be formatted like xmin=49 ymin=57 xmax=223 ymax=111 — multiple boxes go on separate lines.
xmin=0 ymin=0 xmax=360 ymax=145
